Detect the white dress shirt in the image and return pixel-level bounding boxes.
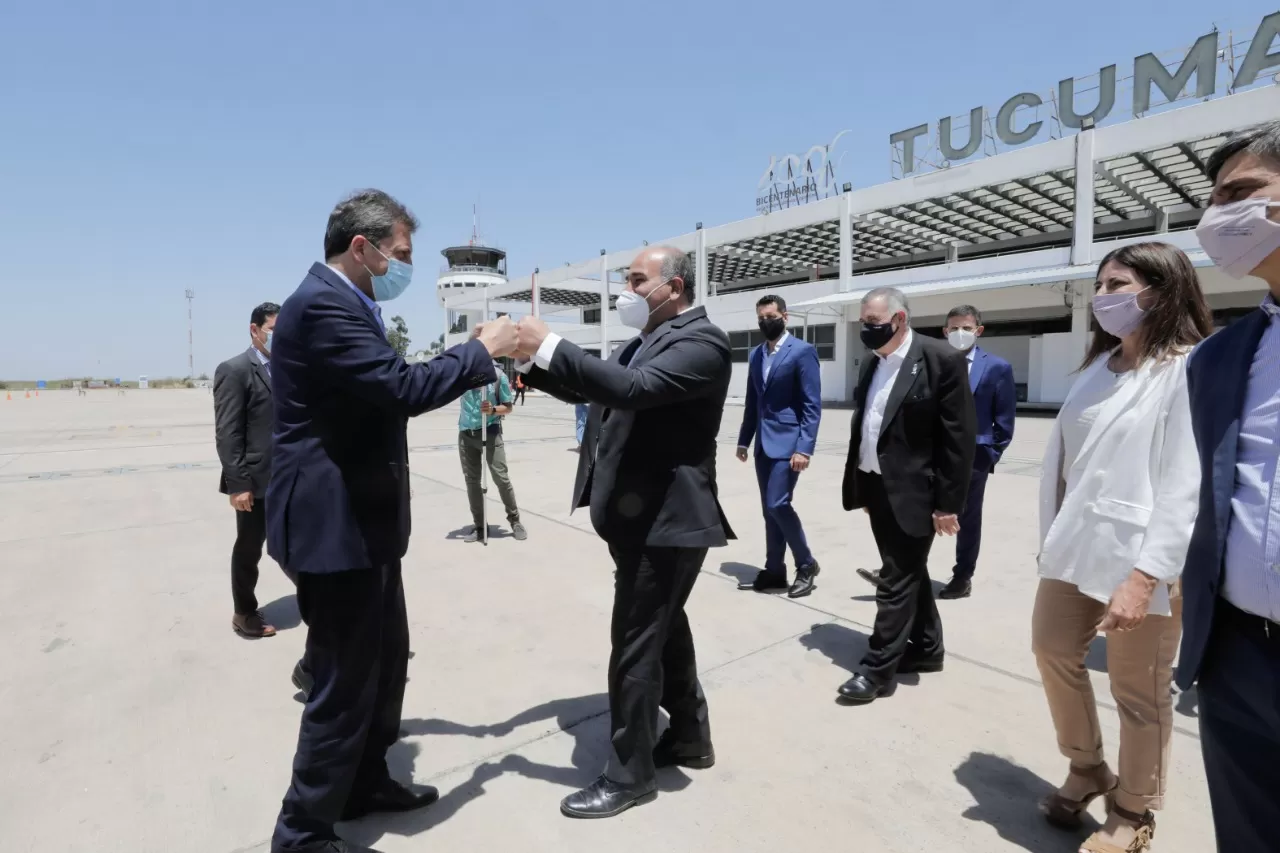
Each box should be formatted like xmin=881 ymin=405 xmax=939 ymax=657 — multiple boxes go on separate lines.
xmin=763 ymin=331 xmax=789 ymax=381
xmin=858 ymin=328 xmax=914 ymax=474
xmin=1222 ymin=298 xmax=1280 ymax=622
xmin=965 ymin=347 xmax=975 ymax=375
xmin=515 ymin=308 xmax=695 ymax=374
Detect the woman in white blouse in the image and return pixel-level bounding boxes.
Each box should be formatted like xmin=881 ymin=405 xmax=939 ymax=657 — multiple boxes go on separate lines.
xmin=1033 ymin=242 xmax=1211 ymax=853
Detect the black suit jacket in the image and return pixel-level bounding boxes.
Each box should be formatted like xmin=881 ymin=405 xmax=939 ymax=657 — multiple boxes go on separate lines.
xmin=842 ymin=332 xmax=977 ymax=538
xmin=213 ymin=348 xmax=274 ymax=497
xmin=523 ymin=306 xmax=736 ymax=549
xmin=265 ymin=263 xmax=495 ymax=575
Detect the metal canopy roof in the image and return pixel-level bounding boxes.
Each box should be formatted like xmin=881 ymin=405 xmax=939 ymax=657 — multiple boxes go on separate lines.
xmin=707 ymin=132 xmax=1224 ymax=290
xmin=790 ymin=249 xmax=1214 ymax=310
xmin=499 ymin=287 xmax=615 ymax=308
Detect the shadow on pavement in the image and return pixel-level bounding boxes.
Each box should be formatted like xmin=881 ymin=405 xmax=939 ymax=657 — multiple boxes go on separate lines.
xmin=954 ymin=752 xmax=1099 ymax=853
xmin=798 ymin=621 xmax=869 ymax=676
xmin=718 ymin=561 xmax=762 ymax=585
xmin=258 ymin=594 xmax=302 ymax=631
xmin=348 ymin=693 xmax=690 ymax=845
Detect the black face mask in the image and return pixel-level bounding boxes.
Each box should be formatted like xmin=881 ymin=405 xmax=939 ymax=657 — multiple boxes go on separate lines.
xmin=860 ymin=319 xmax=897 ymax=351
xmin=758 ymin=317 xmax=787 ymax=342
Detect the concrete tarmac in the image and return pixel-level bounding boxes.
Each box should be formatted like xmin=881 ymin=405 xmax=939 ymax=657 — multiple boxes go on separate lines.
xmin=0 ymin=389 xmax=1213 ymax=852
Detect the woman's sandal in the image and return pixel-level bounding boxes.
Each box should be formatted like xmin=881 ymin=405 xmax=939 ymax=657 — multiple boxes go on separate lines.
xmin=1079 ymin=805 xmax=1156 ymax=853
xmin=1040 ymin=762 xmax=1119 ymax=830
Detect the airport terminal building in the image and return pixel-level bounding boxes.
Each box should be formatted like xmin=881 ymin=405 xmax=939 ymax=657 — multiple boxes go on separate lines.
xmin=444 ymin=17 xmax=1280 ymax=406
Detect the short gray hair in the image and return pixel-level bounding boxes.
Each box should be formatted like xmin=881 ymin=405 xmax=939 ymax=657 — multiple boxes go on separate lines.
xmin=1207 ymin=121 xmax=1280 ymax=182
xmin=324 ymin=189 xmax=419 ymax=259
xmin=861 ymin=286 xmax=909 ymax=318
xmin=655 ymin=247 xmax=697 ymax=305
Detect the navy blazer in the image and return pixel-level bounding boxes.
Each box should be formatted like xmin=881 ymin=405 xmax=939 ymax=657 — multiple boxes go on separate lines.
xmin=737 ymin=334 xmax=822 ymax=460
xmin=968 ymin=346 xmax=1017 ymax=472
xmin=1176 ymin=310 xmax=1271 ymax=690
xmin=266 ymin=263 xmax=495 ymax=575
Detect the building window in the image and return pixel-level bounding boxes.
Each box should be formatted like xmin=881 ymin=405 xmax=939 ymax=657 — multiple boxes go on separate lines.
xmin=729 ymin=324 xmax=835 ymax=363
xmin=583 ymin=307 xmax=601 ymax=325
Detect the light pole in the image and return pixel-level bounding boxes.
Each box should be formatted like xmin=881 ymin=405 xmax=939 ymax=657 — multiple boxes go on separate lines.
xmin=185 ymin=289 xmax=195 ymax=378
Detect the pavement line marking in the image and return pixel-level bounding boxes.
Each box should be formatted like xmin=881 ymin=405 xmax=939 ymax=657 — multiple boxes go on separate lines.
xmin=409 ymin=469 xmax=1200 ymax=742
xmin=0 ymin=516 xmax=207 ymax=545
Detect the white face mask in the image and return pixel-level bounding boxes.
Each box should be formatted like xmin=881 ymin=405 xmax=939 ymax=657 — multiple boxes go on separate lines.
xmin=946 ymin=329 xmax=976 ymax=351
xmin=1196 ymin=197 xmax=1280 ymax=279
xmin=616 ymin=282 xmax=674 ymax=330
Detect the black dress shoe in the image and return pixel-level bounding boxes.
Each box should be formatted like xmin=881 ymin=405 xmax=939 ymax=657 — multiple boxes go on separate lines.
xmin=788 ymin=561 xmax=820 ymax=598
xmin=837 ymin=674 xmax=890 ymax=704
xmin=938 ymin=576 xmax=972 ymax=599
xmin=341 ymin=778 xmax=439 ymax=821
xmin=292 ymin=659 xmax=314 ymax=700
xmin=898 ymin=654 xmax=945 ymax=674
xmin=738 ymin=570 xmax=788 ymax=592
xmin=855 ymin=567 xmax=885 ymax=588
xmin=560 ymin=775 xmax=657 ymax=819
xmin=653 ymin=729 xmax=715 ymax=769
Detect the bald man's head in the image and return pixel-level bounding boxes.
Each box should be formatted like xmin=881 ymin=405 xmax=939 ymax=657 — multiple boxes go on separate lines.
xmin=624 ymin=245 xmax=695 ymax=333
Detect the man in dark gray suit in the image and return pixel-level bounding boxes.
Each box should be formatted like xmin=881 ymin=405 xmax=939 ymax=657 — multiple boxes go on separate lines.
xmin=214 ymin=301 xmax=280 ymax=639
xmin=512 ymin=246 xmax=734 ymax=820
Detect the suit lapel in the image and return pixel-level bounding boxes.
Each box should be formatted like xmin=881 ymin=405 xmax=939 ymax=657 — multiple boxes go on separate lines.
xmin=968 ymin=347 xmax=987 ymax=395
xmin=763 ymin=335 xmax=795 ymax=390
xmin=880 ymin=335 xmax=924 ymax=432
xmin=1212 ymin=311 xmax=1270 ymax=535
xmin=246 ymin=349 xmax=271 ymax=395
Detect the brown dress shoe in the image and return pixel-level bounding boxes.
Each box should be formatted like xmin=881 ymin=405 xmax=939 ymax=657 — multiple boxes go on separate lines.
xmin=232 ymin=611 xmax=276 ymax=638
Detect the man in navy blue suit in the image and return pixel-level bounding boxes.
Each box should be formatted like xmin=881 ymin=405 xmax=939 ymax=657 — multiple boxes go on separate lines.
xmin=735 ymin=295 xmax=823 ymax=598
xmin=266 ymin=190 xmax=518 ymax=853
xmin=1179 ymin=122 xmax=1280 ymax=853
xmin=937 ymin=305 xmax=1015 ymax=600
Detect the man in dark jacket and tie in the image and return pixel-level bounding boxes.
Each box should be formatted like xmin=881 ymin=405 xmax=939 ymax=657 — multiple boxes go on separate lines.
xmin=213 ymin=301 xmax=280 ymax=639
xmin=267 ymin=190 xmax=518 ymax=853
xmin=513 ymin=246 xmax=734 ymax=820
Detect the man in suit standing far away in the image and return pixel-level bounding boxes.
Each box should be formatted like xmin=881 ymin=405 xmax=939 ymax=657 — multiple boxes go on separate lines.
xmin=937 ymin=304 xmax=1016 ymax=600
xmin=511 ymin=246 xmax=734 ymax=819
xmin=266 ymin=189 xmax=518 ymax=853
xmin=1177 ymin=121 xmax=1280 ymax=853
xmin=214 ymin=301 xmax=281 ymax=639
xmin=837 ymin=286 xmax=975 ymax=705
xmin=735 ymin=294 xmax=823 ymax=598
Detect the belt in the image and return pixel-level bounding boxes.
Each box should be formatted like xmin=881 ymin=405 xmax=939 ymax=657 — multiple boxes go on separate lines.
xmin=461 ymin=425 xmax=500 ymax=438
xmin=1219 ymin=598 xmax=1280 ymax=646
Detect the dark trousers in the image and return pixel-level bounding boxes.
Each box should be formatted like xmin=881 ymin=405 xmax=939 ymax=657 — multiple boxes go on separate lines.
xmin=1198 ymin=600 xmax=1280 ymax=853
xmin=232 ymin=500 xmax=267 ymax=614
xmin=857 ymin=471 xmax=943 ymax=685
xmin=754 ymin=453 xmax=813 ymax=576
xmin=272 ymin=562 xmax=409 ymax=851
xmin=953 ymin=467 xmax=989 ymax=581
xmin=604 ymin=545 xmax=711 ymax=788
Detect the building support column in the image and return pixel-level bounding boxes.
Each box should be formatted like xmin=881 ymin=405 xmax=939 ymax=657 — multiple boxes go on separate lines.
xmin=1071 ymin=126 xmax=1096 ymax=267
xmin=532 ymin=268 xmax=540 ymax=318
xmin=839 ymin=191 xmax=853 ymax=292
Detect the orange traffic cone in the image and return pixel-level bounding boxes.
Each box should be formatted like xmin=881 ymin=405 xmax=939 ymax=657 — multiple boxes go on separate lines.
xmin=24 ymin=391 xmax=30 ymax=399
xmin=4 ymin=392 xmax=10 ymax=401
xmin=34 ymin=390 xmax=38 ymax=397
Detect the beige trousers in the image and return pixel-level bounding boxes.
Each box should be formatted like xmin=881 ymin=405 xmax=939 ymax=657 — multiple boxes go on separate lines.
xmin=1031 ymin=578 xmax=1182 ymax=814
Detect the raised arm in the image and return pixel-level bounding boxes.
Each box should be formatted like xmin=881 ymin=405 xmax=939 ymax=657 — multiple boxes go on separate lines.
xmin=307 ymin=292 xmax=495 ymax=417
xmin=541 ymin=332 xmax=728 ymax=411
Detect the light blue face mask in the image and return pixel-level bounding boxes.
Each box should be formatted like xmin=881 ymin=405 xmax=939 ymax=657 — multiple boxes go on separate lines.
xmin=264 ymin=330 xmax=273 ymax=353
xmin=365 ymin=243 xmax=414 ymax=302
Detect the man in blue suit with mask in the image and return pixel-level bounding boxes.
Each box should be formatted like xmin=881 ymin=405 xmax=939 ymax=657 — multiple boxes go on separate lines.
xmin=736 ymin=295 xmax=823 ymax=598
xmin=937 ymin=305 xmax=1015 ymax=600
xmin=266 ymin=189 xmax=518 ymax=853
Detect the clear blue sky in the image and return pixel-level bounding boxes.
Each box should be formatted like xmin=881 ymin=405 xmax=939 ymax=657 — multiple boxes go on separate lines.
xmin=1 ymin=0 xmax=1274 ymax=379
